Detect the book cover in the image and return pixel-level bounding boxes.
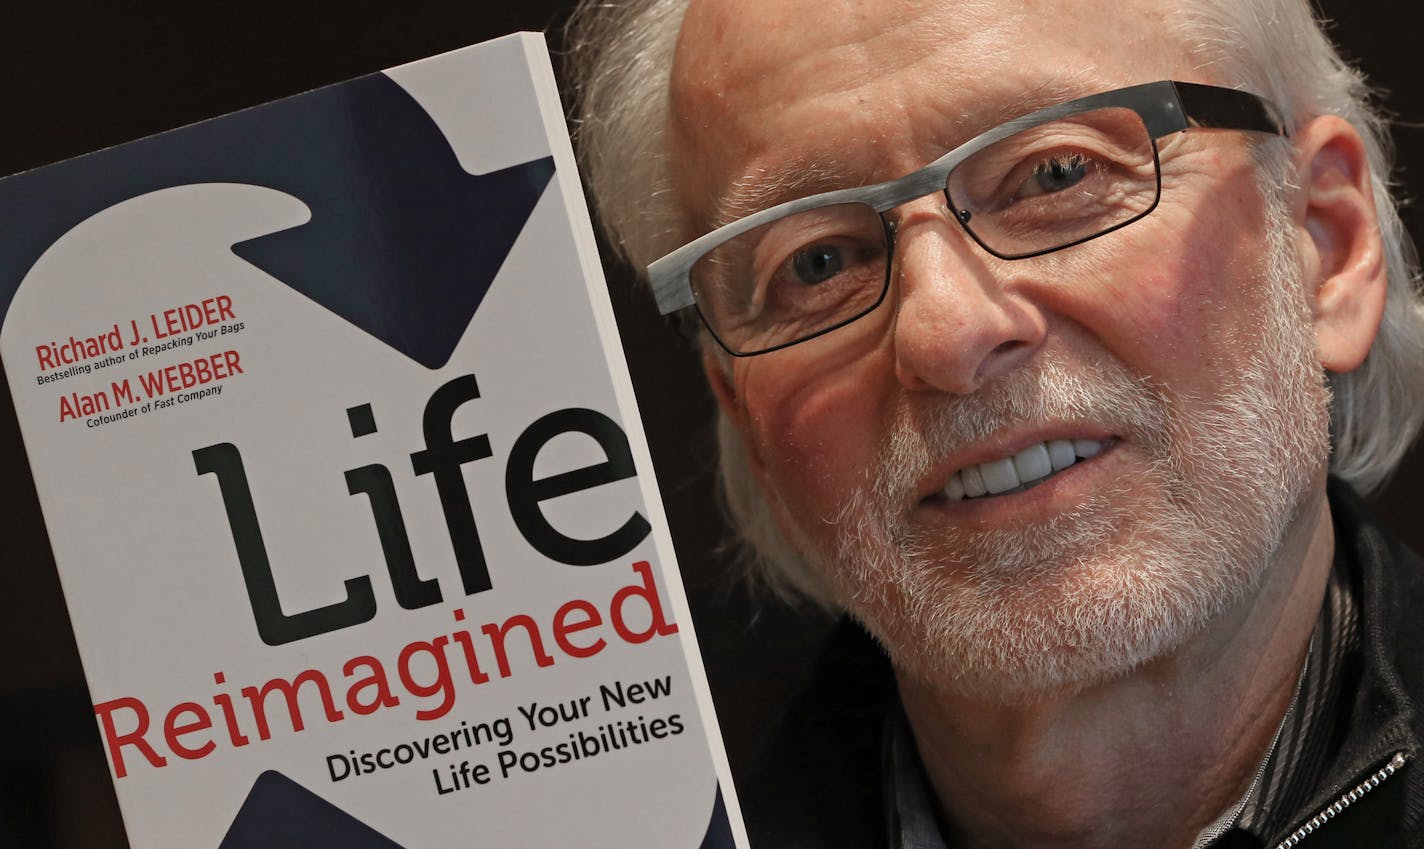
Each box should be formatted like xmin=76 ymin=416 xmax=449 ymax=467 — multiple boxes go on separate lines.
xmin=0 ymin=32 xmax=742 ymax=849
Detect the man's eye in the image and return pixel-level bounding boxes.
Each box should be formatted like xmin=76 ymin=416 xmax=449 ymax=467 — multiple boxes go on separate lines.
xmin=789 ymin=244 xmax=845 ymax=285
xmin=1024 ymin=152 xmax=1090 ymax=197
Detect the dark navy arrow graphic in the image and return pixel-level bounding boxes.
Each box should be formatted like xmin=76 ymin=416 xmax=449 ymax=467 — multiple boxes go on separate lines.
xmin=219 ymin=771 xmax=407 ymax=849
xmin=228 ymin=74 xmax=554 ymax=368
xmin=700 ymin=786 xmax=736 ymax=849
xmin=0 ymin=70 xmax=554 ymax=368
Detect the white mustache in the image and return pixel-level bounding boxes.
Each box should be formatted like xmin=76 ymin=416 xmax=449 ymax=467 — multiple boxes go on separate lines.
xmin=868 ymin=352 xmax=1171 ymax=507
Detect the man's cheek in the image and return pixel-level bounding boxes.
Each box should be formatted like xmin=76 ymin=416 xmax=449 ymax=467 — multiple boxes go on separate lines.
xmin=744 ymin=355 xmax=886 ymax=465
xmin=751 ymin=411 xmax=878 ymax=530
xmin=1084 ymin=256 xmax=1229 ymax=374
xmin=756 ymin=429 xmax=849 ymax=510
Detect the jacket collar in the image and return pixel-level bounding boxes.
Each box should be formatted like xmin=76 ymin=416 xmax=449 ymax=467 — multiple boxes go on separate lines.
xmin=1267 ymin=479 xmax=1423 ymax=847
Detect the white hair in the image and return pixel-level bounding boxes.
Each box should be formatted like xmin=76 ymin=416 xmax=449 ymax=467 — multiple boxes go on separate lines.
xmin=563 ymin=0 xmax=692 ymax=272
xmin=564 ymin=0 xmax=1424 ymax=603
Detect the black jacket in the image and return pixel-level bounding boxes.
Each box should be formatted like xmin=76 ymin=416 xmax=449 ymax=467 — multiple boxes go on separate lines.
xmin=742 ymin=481 xmax=1424 ymax=848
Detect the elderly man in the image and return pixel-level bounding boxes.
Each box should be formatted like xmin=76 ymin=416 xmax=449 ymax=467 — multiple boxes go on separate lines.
xmin=566 ymin=0 xmax=1424 ymax=846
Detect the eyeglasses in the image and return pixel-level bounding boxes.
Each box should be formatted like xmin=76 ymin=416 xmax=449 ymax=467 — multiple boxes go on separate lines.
xmin=648 ymin=80 xmax=1286 ymax=356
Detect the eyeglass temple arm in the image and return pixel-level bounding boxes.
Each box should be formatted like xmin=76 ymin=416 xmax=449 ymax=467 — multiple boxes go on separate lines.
xmin=1172 ymin=81 xmax=1288 ymax=136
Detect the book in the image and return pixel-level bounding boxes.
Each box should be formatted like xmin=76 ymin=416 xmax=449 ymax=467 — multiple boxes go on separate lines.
xmin=0 ymin=32 xmax=742 ymax=849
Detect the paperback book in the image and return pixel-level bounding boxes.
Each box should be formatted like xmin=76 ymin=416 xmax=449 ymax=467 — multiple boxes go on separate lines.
xmin=0 ymin=32 xmax=741 ymax=849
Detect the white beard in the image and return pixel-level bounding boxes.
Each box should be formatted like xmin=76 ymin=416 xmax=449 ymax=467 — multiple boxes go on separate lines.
xmin=795 ymin=227 xmax=1332 ymax=703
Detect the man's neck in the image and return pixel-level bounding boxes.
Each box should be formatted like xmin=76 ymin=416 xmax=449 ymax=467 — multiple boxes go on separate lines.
xmin=896 ymin=492 xmax=1336 ymax=849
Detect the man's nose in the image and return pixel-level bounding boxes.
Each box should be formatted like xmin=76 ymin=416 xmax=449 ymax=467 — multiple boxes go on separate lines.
xmin=890 ymin=212 xmax=1048 ymax=394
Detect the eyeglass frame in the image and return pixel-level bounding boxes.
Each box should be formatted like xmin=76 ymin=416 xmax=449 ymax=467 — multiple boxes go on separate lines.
xmin=647 ymin=79 xmax=1287 ymax=356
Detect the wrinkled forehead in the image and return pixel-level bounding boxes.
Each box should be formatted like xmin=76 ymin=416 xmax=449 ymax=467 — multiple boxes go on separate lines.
xmin=669 ymin=0 xmax=1197 ymax=222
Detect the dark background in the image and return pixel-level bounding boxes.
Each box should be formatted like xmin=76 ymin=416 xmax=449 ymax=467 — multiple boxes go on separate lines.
xmin=1 ymin=3 xmax=1421 ymax=846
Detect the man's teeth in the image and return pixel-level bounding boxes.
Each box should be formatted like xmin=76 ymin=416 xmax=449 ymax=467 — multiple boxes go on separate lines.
xmin=943 ymin=439 xmax=1105 ymax=501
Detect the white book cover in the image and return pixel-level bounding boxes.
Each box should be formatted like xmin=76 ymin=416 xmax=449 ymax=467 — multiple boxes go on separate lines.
xmin=0 ymin=32 xmax=744 ymax=849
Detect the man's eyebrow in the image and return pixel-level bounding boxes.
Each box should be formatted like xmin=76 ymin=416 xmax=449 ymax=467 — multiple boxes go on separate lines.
xmin=709 ymin=158 xmax=862 ymax=231
xmin=948 ymin=77 xmax=1098 ymax=136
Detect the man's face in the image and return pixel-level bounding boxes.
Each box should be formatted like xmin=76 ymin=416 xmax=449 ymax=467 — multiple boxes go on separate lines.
xmin=670 ymin=0 xmax=1332 ymax=698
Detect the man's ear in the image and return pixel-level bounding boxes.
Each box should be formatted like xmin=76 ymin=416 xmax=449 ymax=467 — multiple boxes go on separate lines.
xmin=702 ymin=345 xmax=736 ymax=410
xmin=703 ymin=343 xmax=757 ymax=441
xmin=1294 ymin=115 xmax=1387 ymax=374
xmin=701 ymin=347 xmax=765 ymax=477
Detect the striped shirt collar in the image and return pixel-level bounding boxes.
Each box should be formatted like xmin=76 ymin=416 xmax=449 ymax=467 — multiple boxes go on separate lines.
xmin=887 ymin=562 xmax=1361 ymax=849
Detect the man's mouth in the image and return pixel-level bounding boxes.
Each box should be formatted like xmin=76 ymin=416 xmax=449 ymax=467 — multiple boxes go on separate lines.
xmin=941 ymin=438 xmax=1110 ymax=501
